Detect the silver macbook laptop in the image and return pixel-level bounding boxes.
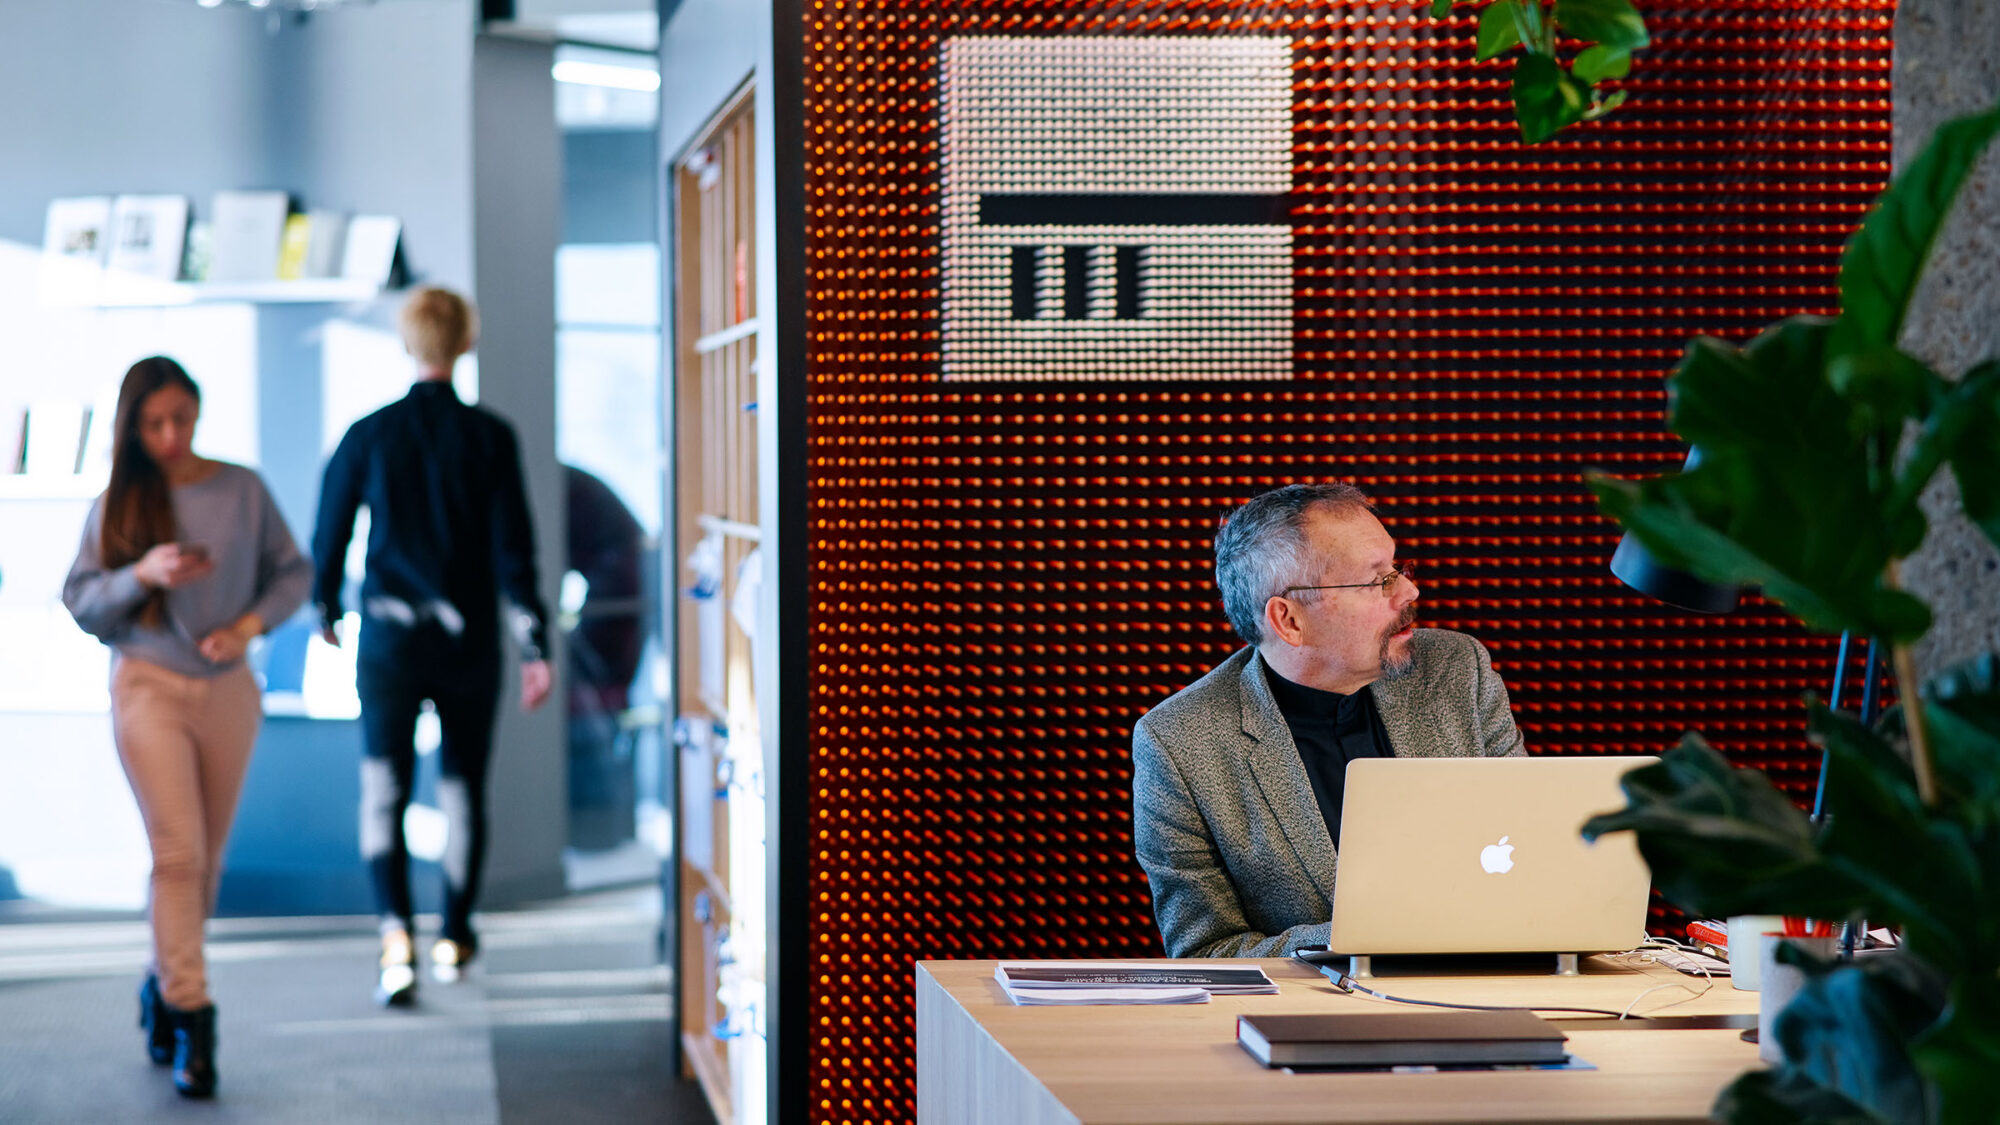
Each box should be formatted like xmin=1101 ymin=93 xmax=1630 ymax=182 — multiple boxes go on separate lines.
xmin=1326 ymin=756 xmax=1656 ymax=957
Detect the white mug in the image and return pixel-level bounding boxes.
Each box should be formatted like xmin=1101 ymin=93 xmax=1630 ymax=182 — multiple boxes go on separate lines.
xmin=1725 ymin=915 xmax=1785 ymax=990
xmin=1757 ymin=934 xmax=1841 ymax=1063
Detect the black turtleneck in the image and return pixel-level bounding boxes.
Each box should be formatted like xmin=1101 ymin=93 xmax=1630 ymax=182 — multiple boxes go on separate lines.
xmin=1260 ymin=657 xmax=1394 ymax=849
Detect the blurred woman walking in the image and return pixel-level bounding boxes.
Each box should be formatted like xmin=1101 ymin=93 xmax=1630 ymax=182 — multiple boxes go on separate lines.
xmin=63 ymin=356 xmax=310 ymax=1098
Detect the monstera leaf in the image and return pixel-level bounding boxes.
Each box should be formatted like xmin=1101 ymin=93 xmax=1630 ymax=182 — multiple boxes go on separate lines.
xmin=1832 ymin=101 xmax=2000 ymax=359
xmin=1579 ymin=735 xmax=1873 ymax=919
xmin=1721 ymin=949 xmax=1947 ymax=1125
xmin=1588 ymin=318 xmax=1934 ymax=643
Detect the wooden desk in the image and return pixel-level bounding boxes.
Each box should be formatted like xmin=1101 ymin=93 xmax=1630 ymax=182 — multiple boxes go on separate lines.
xmin=916 ymin=957 xmax=1762 ymax=1124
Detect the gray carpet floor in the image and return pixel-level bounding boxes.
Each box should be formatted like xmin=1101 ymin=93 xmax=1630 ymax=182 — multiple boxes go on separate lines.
xmin=0 ymin=890 xmax=717 ymax=1125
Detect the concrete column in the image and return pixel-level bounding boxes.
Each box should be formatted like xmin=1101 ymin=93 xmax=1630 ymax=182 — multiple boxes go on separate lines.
xmin=1893 ymin=0 xmax=2000 ymax=681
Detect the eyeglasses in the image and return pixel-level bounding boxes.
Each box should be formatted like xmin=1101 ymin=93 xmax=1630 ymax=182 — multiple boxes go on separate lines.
xmin=1281 ymin=560 xmax=1417 ymax=600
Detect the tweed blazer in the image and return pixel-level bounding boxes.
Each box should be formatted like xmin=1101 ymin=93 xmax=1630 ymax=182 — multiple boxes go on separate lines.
xmin=1131 ymin=629 xmax=1526 ymax=958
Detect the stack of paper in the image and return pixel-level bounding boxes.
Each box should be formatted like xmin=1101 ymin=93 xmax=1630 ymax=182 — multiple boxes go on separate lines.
xmin=995 ymin=962 xmax=1278 ymax=1006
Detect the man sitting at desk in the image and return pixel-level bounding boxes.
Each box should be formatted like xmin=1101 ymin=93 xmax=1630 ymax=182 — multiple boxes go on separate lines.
xmin=1132 ymin=482 xmax=1525 ymax=957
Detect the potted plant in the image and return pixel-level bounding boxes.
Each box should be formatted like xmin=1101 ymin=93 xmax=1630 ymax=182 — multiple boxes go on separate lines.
xmin=1579 ymin=97 xmax=2000 ymax=1124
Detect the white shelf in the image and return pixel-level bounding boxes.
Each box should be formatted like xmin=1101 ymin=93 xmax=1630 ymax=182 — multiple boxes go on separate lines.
xmin=43 ymin=278 xmax=385 ymax=309
xmin=0 ymin=475 xmax=103 ymax=501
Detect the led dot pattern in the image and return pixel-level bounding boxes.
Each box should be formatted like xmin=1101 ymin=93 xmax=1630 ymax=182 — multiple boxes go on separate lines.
xmin=802 ymin=4 xmax=1894 ymax=1122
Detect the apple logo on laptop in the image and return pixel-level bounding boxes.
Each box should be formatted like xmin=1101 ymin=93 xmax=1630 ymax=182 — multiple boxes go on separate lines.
xmin=1479 ymin=836 xmax=1515 ymax=874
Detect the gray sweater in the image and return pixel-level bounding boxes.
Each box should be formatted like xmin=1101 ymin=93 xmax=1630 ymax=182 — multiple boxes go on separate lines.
xmin=64 ymin=462 xmax=312 ymax=678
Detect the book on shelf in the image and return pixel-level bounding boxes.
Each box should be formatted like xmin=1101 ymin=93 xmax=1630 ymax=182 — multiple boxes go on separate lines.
xmin=995 ymin=961 xmax=1277 ymax=1005
xmin=277 ymin=213 xmax=313 ymax=280
xmin=303 ymin=210 xmax=349 ymax=279
xmin=208 ymin=190 xmax=290 ymax=282
xmin=1 ymin=406 xmax=26 ymax=474
xmin=1235 ymin=1009 xmax=1569 ymax=1069
xmin=106 ymin=194 xmax=190 ymax=282
xmin=340 ymin=215 xmax=401 ymax=288
xmin=40 ymin=196 xmax=112 ymax=304
xmin=182 ymin=222 xmax=213 ymax=283
xmin=20 ymin=400 xmax=91 ymax=477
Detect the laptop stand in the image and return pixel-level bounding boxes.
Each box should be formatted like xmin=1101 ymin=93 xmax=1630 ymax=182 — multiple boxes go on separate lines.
xmin=1345 ymin=953 xmax=1582 ymax=979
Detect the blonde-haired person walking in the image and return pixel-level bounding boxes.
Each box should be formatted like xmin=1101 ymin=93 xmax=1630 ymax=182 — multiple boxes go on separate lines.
xmin=313 ymin=286 xmax=552 ymax=1007
xmin=63 ymin=356 xmax=311 ymax=1098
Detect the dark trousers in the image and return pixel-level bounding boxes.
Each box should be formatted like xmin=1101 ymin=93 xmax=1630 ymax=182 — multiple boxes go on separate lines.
xmin=356 ymin=624 xmax=501 ymax=945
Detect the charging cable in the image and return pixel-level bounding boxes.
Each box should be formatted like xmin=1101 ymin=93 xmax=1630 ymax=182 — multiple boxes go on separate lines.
xmin=1302 ymin=958 xmax=1628 ymax=1018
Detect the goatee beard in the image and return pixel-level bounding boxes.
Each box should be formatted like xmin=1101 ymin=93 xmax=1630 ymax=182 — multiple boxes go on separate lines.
xmin=1378 ymin=609 xmax=1417 ymax=680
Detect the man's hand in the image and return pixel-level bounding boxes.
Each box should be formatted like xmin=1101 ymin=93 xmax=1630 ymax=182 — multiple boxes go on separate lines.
xmin=135 ymin=544 xmax=214 ymax=590
xmin=199 ymin=614 xmax=263 ymax=665
xmin=520 ymin=659 xmax=553 ymax=712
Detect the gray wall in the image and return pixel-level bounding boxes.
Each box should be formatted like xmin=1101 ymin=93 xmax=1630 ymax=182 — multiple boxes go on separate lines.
xmin=474 ymin=32 xmax=568 ymax=906
xmin=0 ymin=0 xmax=277 ymax=246
xmin=1893 ymin=0 xmax=2000 ymax=682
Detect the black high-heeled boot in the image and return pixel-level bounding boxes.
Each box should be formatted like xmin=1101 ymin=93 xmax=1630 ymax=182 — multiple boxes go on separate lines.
xmin=167 ymin=1003 xmax=218 ymax=1098
xmin=138 ymin=974 xmax=173 ymax=1065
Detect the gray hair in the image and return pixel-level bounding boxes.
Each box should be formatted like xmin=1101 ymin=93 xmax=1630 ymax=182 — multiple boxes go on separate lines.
xmin=1214 ymin=482 xmax=1373 ymax=647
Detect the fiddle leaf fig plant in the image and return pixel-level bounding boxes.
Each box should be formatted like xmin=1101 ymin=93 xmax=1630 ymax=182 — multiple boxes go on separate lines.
xmin=1431 ymin=0 xmax=1649 ymax=142
xmin=1579 ymin=98 xmax=2000 ymax=1125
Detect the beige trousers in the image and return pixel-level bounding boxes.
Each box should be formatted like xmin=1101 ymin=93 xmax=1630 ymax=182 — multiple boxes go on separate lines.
xmin=110 ymin=657 xmax=262 ymax=1010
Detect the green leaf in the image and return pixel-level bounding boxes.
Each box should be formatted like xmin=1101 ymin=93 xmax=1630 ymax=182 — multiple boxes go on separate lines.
xmin=1512 ymin=53 xmax=1588 ymax=143
xmin=1832 ymin=100 xmax=2000 ymax=359
xmin=1581 ymin=89 xmax=1629 ymax=121
xmin=1827 ymin=347 xmax=1944 ymax=432
xmin=1808 ymin=703 xmax=1982 ymax=968
xmin=1580 ymin=736 xmax=1876 ymax=919
xmin=1572 ymin=44 xmax=1630 ymax=85
xmin=1476 ymin=0 xmax=1523 ymax=60
xmin=1431 ymin=0 xmax=1457 ymax=18
xmin=1912 ymin=974 xmax=2000 ymax=1125
xmin=1553 ymin=0 xmax=1649 ymax=50
xmin=1921 ymin=653 xmax=2000 ymax=833
xmin=1588 ymin=317 xmax=1937 ymax=643
xmin=1943 ymin=359 xmax=2000 ymax=554
xmin=1756 ymin=952 xmax=1947 ymax=1124
xmin=1717 ymin=1069 xmax=1884 ymax=1125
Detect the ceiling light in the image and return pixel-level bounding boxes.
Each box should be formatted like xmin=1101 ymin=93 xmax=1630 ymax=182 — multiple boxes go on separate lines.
xmin=551 ymin=60 xmax=660 ymax=93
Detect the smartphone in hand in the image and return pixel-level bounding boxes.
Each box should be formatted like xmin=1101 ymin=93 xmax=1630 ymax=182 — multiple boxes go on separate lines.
xmin=178 ymin=543 xmax=212 ymax=565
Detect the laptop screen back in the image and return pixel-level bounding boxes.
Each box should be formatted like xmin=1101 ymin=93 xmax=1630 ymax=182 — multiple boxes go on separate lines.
xmin=1326 ymin=756 xmax=1656 ymax=955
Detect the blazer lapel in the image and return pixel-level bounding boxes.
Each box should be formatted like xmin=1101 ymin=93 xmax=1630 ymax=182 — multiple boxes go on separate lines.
xmin=1237 ymin=653 xmax=1340 ymax=903
xmin=1369 ymin=671 xmax=1432 ymax=759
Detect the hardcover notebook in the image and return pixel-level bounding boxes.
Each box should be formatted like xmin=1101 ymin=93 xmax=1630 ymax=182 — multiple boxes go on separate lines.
xmin=1236 ymin=1010 xmax=1568 ymax=1068
xmin=995 ymin=961 xmax=1278 ymax=1005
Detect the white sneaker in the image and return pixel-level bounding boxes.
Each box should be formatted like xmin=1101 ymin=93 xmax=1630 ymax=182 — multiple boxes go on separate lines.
xmin=376 ymin=930 xmax=417 ymax=1007
xmin=430 ymin=938 xmax=474 ymax=984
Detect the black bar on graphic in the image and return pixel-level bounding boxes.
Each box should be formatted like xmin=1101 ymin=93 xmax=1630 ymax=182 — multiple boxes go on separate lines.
xmin=1114 ymin=246 xmax=1142 ymax=320
xmin=1063 ymin=245 xmax=1090 ymax=321
xmin=977 ymin=193 xmax=1290 ymax=227
xmin=1011 ymin=245 xmax=1038 ymax=320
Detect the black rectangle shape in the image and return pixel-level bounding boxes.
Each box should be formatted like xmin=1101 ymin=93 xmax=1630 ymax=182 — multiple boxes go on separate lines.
xmin=1114 ymin=246 xmax=1142 ymax=319
xmin=1011 ymin=245 xmax=1038 ymax=320
xmin=977 ymin=193 xmax=1290 ymax=227
xmin=1063 ymin=245 xmax=1089 ymax=320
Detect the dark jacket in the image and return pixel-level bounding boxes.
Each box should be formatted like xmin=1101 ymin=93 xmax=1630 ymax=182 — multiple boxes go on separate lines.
xmin=312 ymin=380 xmax=548 ymax=661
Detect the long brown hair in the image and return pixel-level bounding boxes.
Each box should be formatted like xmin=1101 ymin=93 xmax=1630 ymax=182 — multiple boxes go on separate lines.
xmin=101 ymin=357 xmax=200 ymax=626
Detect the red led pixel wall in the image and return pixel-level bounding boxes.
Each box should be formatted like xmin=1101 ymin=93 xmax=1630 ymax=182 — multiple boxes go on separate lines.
xmin=801 ymin=3 xmax=1895 ymax=1120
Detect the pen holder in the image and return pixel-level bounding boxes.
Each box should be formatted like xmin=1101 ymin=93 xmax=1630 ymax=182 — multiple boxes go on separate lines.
xmin=1757 ymin=934 xmax=1841 ymax=1063
xmin=1725 ymin=915 xmax=1784 ymax=990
